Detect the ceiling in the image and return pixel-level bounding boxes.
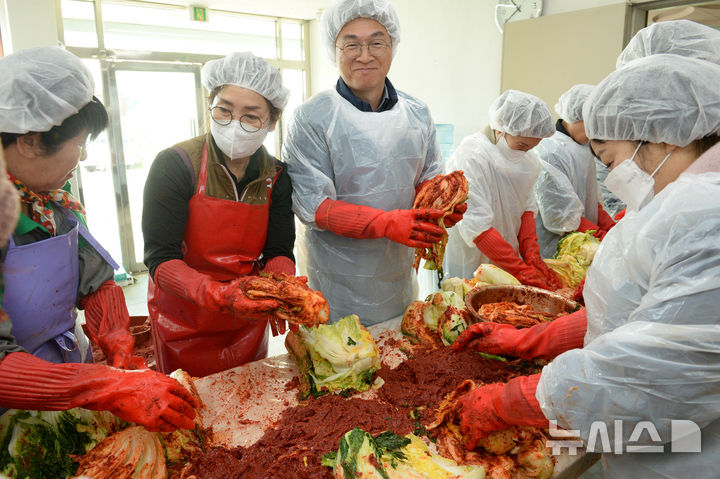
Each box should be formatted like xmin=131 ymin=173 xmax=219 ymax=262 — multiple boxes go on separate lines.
xmin=141 ymin=0 xmax=332 ymax=20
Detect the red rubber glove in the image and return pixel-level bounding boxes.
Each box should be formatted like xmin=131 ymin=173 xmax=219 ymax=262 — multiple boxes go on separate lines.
xmin=154 ymin=259 xmax=279 ymax=320
xmin=457 ymin=374 xmax=547 ymax=449
xmin=596 ymin=203 xmax=616 ymax=231
xmin=0 ymin=352 xmax=197 ymax=432
xmin=577 ymin=217 xmax=607 ymax=240
xmin=315 ymin=198 xmax=445 ymax=248
xmin=262 ymin=256 xmax=299 ymax=335
xmin=442 ymin=202 xmax=467 ymax=228
xmin=80 ymin=280 xmax=146 ymax=370
xmin=473 ymin=227 xmax=549 ymax=289
xmin=452 ymin=308 xmax=588 ymax=360
xmin=517 ymin=211 xmax=563 ymax=290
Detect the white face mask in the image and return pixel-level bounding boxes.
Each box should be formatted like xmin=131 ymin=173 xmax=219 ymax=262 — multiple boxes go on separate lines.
xmin=211 ymin=120 xmax=269 ymax=160
xmin=603 ymin=142 xmax=673 ymax=212
xmin=496 ymin=135 xmax=528 ymax=162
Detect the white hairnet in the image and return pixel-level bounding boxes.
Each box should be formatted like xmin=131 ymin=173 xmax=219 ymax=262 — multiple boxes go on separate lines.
xmin=321 ymin=0 xmax=401 ymax=63
xmin=0 ymin=46 xmax=94 ymax=134
xmin=583 ymin=54 xmax=720 ymax=147
xmin=555 ymin=84 xmax=594 ymax=123
xmin=201 ymin=52 xmax=289 ymax=110
xmin=617 ymin=19 xmax=720 ymax=68
xmin=489 ymin=90 xmax=555 ymax=138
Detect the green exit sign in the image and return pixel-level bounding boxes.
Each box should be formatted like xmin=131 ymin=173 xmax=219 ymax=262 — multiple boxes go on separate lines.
xmin=191 ymin=6 xmax=208 ymax=22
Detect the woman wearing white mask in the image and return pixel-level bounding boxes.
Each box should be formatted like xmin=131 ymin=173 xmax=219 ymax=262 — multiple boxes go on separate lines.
xmin=142 ymin=52 xmax=295 ymax=377
xmin=444 ymin=90 xmax=561 ymax=290
xmin=451 ymin=54 xmax=720 ymax=478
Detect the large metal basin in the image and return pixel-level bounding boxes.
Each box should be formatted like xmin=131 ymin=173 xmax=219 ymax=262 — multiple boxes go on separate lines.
xmin=465 ymin=284 xmax=580 ymax=322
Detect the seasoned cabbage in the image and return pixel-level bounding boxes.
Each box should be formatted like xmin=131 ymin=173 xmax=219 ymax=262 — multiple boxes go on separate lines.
xmin=323 ymin=429 xmax=484 ymax=479
xmin=292 ymin=315 xmax=381 ymax=398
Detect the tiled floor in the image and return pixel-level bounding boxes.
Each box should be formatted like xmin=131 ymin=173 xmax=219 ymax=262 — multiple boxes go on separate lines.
xmin=121 ymin=272 xmax=288 ymax=357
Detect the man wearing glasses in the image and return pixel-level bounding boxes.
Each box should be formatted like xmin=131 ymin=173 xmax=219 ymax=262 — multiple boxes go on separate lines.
xmin=283 ymin=0 xmax=463 ymax=326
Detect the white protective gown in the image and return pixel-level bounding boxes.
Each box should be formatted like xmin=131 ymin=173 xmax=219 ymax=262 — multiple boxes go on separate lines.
xmin=444 ymin=132 xmax=541 ymax=280
xmin=533 ymin=131 xmax=600 ymax=257
xmin=283 ymin=88 xmax=442 ymax=325
xmin=536 ymin=147 xmax=720 ymax=477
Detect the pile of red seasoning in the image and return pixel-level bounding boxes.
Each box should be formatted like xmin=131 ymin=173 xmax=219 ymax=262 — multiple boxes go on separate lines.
xmin=185 ymin=341 xmax=541 ymax=479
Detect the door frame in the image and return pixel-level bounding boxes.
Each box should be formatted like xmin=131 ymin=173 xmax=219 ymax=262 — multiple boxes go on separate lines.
xmin=102 ymin=59 xmax=206 ymax=272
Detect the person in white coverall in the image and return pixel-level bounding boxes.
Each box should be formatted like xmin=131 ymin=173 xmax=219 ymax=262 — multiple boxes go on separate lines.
xmin=533 ymin=84 xmax=616 ymax=257
xmin=451 ymin=54 xmax=720 ymax=478
xmin=283 ymin=0 xmax=464 ymax=325
xmin=444 ymin=90 xmax=561 ymax=290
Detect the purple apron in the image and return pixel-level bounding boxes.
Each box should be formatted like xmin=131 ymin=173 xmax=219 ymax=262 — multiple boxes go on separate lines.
xmin=2 ymin=206 xmax=118 ymax=364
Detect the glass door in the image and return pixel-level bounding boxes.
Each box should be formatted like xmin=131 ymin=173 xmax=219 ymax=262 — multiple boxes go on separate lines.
xmin=77 ymin=60 xmax=205 ymax=272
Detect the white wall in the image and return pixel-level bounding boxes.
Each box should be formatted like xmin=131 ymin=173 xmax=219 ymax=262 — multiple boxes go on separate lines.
xmin=0 ymin=0 xmax=59 ymax=54
xmin=309 ymin=0 xmax=502 ymax=150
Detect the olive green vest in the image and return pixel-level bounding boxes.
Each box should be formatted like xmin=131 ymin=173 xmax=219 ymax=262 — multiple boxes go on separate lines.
xmin=173 ymin=134 xmax=277 ymax=205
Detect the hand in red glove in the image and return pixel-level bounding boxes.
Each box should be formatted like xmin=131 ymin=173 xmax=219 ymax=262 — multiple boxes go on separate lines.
xmin=155 ymin=259 xmax=279 ymax=320
xmin=0 ymin=352 xmax=197 ymax=432
xmin=81 ymin=280 xmax=146 ymax=370
xmin=596 ymin=203 xmax=616 ymax=232
xmin=262 ymin=256 xmax=300 ymax=335
xmin=315 ymin=198 xmax=445 ymax=248
xmin=456 ymin=374 xmax=548 ymax=449
xmin=517 ymin=212 xmax=563 ymax=290
xmin=577 ymin=217 xmax=607 ymax=240
xmin=474 ymin=227 xmax=551 ymax=289
xmin=452 ymin=308 xmax=588 ymax=360
xmin=442 ymin=202 xmax=468 ymax=228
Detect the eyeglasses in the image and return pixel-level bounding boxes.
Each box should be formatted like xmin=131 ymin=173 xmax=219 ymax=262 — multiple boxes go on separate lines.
xmin=209 ymin=105 xmax=266 ymax=133
xmin=336 ymin=40 xmax=391 ymax=59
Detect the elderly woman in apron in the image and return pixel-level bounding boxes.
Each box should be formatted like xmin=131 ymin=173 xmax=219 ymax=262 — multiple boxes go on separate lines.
xmin=0 ymin=47 xmax=196 ymax=432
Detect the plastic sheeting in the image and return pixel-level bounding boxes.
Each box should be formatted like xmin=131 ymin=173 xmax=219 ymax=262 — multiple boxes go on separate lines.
xmin=537 ymin=167 xmax=720 ymax=477
xmin=283 ymin=89 xmax=441 ymax=325
xmin=444 ymin=132 xmax=541 ymax=279
xmin=534 ymin=132 xmax=600 ymax=258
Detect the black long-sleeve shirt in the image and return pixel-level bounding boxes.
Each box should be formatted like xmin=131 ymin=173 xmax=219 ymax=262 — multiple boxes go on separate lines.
xmin=142 ymin=140 xmax=295 ymax=277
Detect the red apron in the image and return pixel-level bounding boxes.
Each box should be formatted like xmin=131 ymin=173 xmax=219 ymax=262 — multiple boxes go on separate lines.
xmin=148 ymin=143 xmax=277 ymax=377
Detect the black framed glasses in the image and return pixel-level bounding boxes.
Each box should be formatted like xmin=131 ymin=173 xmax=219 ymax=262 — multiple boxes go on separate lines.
xmin=209 ymin=105 xmax=266 ymax=133
xmin=336 ymin=40 xmax=391 ymax=59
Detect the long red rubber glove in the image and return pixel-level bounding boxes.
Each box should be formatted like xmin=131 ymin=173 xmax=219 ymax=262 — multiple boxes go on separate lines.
xmin=457 ymin=374 xmax=547 ymax=449
xmin=0 ymin=352 xmax=197 ymax=432
xmin=80 ymin=280 xmax=146 ymax=370
xmin=315 ymin=198 xmax=445 ymax=248
xmin=262 ymin=256 xmax=299 ymax=336
xmin=452 ymin=308 xmax=587 ymax=360
xmin=517 ymin=211 xmax=563 ymax=289
xmin=154 ymin=259 xmax=279 ymax=320
xmin=473 ymin=227 xmax=549 ymax=289
xmin=596 ymin=203 xmax=616 ymax=231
